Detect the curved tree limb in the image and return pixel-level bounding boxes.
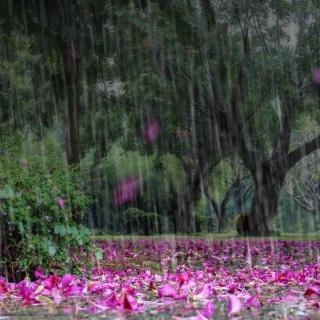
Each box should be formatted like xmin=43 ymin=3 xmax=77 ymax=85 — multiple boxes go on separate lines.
xmin=287 ymin=134 xmax=320 ymax=170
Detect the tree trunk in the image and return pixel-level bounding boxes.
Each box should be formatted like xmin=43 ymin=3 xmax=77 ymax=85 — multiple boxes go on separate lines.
xmin=210 ymin=199 xmax=224 ymax=233
xmin=246 ymin=162 xmax=284 ymax=236
xmin=63 ymin=48 xmax=80 ymax=167
xmin=217 ymin=215 xmax=224 ymax=233
xmin=312 ymin=210 xmax=320 ymax=231
xmin=247 ymin=188 xmax=279 ymax=236
xmin=173 ymin=193 xmax=194 ymax=233
xmin=183 ymin=196 xmax=195 ymax=233
xmin=182 ymin=169 xmax=200 ymax=233
xmin=66 ymin=91 xmax=80 ymax=166
xmin=172 ymin=164 xmax=202 ymax=234
xmin=0 ymin=213 xmax=8 ymax=279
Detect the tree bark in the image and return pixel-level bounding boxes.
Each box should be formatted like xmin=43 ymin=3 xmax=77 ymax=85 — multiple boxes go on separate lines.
xmin=173 ymin=192 xmax=195 ymax=234
xmin=173 ymin=163 xmax=202 ymax=234
xmin=245 ymin=162 xmax=284 ymax=236
xmin=0 ymin=213 xmax=8 ymax=279
xmin=209 ymin=198 xmax=225 ymax=233
xmin=312 ymin=210 xmax=320 ymax=231
xmin=66 ymin=90 xmax=80 ymax=166
xmin=174 ymin=194 xmax=188 ymax=233
xmin=217 ymin=215 xmax=225 ymax=233
xmin=63 ymin=48 xmax=80 ymax=167
xmin=247 ymin=186 xmax=279 ymax=236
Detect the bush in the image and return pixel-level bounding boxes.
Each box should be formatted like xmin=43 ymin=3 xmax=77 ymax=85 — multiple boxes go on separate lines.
xmin=0 ymin=149 xmax=92 ymax=280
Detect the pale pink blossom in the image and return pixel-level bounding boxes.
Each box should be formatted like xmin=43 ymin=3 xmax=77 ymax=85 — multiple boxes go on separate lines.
xmin=227 ymin=294 xmax=242 ymax=315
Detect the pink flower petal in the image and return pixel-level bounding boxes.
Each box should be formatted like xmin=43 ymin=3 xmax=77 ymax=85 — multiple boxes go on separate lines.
xmin=122 ymin=292 xmax=139 ymax=310
xmin=61 ymin=274 xmax=76 ymax=288
xmin=43 ymin=275 xmax=60 ymax=289
xmin=93 ymin=292 xmax=118 ymax=309
xmin=34 ymin=267 xmax=45 ymax=280
xmin=173 ymin=302 xmax=214 ymax=320
xmin=192 ymin=284 xmax=213 ymax=300
xmin=158 ymin=284 xmax=177 ymax=298
xmin=304 ymin=286 xmax=320 ymax=297
xmin=246 ymin=295 xmax=261 ymax=309
xmin=198 ymin=301 xmax=215 ymax=319
xmin=227 ymin=294 xmax=242 ymax=315
xmin=0 ymin=279 xmax=8 ymax=295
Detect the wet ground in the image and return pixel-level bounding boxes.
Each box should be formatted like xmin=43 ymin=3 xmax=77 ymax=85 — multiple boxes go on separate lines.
xmin=1 ymin=238 xmax=320 ymax=319
xmin=1 ymin=299 xmax=320 ymax=320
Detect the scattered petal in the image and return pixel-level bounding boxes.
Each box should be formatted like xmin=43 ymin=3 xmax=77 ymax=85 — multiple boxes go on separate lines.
xmin=227 ymin=294 xmax=242 ymax=315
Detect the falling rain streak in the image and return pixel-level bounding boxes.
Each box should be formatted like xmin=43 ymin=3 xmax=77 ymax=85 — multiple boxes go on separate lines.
xmin=0 ymin=0 xmax=319 ymax=319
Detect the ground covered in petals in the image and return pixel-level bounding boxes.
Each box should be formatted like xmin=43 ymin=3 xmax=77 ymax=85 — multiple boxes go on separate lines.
xmin=1 ymin=239 xmax=320 ymax=319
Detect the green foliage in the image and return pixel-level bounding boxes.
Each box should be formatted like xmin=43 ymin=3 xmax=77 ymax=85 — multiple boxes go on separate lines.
xmin=0 ymin=136 xmax=92 ymax=277
xmin=0 ymin=34 xmax=55 ymax=136
xmin=123 ymin=208 xmax=162 ymax=235
xmin=88 ymin=143 xmax=187 ymax=233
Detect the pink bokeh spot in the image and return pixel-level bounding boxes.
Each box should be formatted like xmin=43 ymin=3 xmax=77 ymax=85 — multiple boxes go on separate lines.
xmin=312 ymin=68 xmax=320 ymax=86
xmin=57 ymin=198 xmax=65 ymax=209
xmin=114 ymin=176 xmax=140 ymax=206
xmin=144 ymin=118 xmax=161 ymax=144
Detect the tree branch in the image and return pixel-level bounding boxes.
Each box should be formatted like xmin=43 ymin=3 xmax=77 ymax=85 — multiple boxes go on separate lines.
xmin=287 ymin=134 xmax=320 ymax=170
xmin=229 ymin=65 xmax=259 ymax=172
xmin=271 ymin=95 xmax=292 ymax=165
xmin=293 ymin=196 xmax=314 ymax=213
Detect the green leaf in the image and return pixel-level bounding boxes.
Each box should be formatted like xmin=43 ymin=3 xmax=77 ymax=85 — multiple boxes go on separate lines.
xmin=54 ymin=225 xmax=67 ymax=236
xmin=0 ymin=185 xmax=16 ymax=199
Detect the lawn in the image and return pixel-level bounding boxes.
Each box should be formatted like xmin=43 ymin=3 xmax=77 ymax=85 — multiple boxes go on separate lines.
xmin=92 ymin=232 xmax=320 ymax=241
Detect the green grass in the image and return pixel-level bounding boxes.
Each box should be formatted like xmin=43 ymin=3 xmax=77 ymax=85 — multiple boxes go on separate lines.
xmin=91 ymin=231 xmax=320 ymax=241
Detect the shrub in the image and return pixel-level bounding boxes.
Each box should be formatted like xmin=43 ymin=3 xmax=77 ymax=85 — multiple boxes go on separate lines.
xmin=0 ymin=149 xmax=92 ymax=280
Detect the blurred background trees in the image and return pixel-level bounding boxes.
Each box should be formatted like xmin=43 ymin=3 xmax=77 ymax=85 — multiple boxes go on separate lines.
xmin=0 ymin=0 xmax=319 ymax=260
